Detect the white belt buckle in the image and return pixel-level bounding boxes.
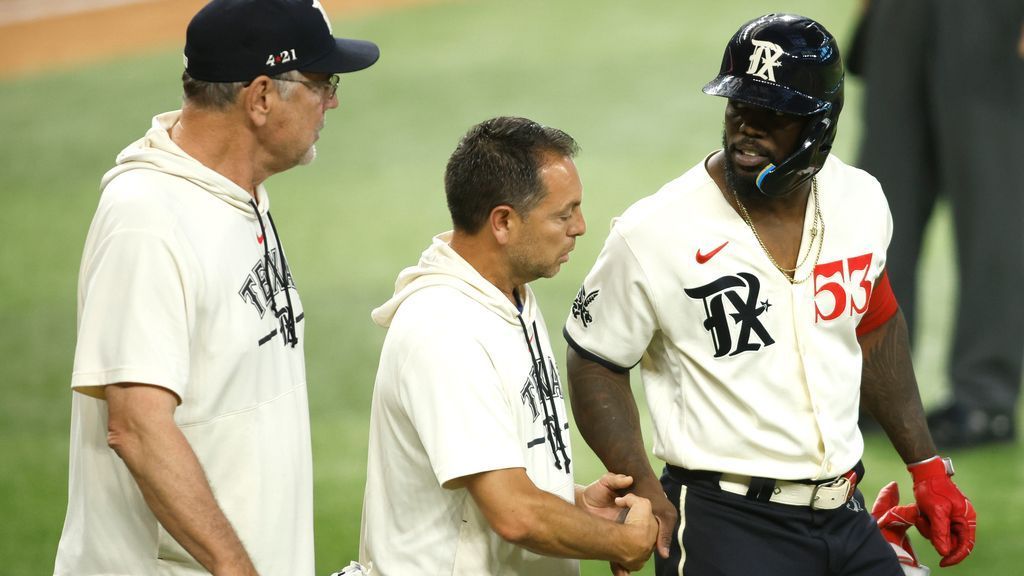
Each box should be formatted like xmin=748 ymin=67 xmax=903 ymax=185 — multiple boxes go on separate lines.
xmin=810 ymin=476 xmax=852 ymax=510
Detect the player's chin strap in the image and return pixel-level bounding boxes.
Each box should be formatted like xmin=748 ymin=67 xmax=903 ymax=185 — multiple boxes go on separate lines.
xmin=756 ymin=114 xmax=834 ymax=198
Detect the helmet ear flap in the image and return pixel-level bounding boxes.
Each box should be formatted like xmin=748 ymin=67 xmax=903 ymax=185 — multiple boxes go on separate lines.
xmin=756 ymin=112 xmax=834 ymax=197
xmin=812 ymin=116 xmax=836 ymax=155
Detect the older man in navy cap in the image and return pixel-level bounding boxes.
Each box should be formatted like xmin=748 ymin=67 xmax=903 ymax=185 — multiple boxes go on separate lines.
xmin=54 ymin=2 xmax=378 ymax=575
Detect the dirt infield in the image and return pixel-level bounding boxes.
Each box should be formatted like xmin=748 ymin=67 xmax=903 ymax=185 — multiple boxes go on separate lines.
xmin=0 ymin=0 xmax=433 ymax=79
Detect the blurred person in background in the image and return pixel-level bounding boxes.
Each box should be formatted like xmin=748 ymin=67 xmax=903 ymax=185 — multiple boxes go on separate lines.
xmin=851 ymin=0 xmax=1024 ymax=448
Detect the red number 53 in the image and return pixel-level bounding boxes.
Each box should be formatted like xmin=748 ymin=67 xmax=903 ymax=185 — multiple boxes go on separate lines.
xmin=813 ymin=254 xmax=873 ymax=322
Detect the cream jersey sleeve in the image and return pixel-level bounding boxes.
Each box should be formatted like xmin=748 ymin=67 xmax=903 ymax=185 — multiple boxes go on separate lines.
xmin=398 ymin=319 xmax=525 ymax=486
xmin=564 ymin=223 xmax=658 ymax=371
xmin=73 ymin=217 xmax=193 ymax=399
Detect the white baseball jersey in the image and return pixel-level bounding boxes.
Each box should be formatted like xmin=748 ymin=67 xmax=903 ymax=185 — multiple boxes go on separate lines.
xmin=564 ymin=153 xmax=891 ymax=481
xmin=55 ymin=112 xmax=314 ymax=575
xmin=361 ymin=232 xmax=577 ymax=576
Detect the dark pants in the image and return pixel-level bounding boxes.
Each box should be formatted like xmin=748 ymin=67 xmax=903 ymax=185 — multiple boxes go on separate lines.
xmin=857 ymin=0 xmax=1024 ymax=412
xmin=655 ymin=467 xmax=903 ymax=576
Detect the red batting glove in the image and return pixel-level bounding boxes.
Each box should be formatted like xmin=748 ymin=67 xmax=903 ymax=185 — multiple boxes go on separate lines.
xmin=908 ymin=456 xmax=976 ymax=567
xmin=870 ymin=482 xmax=924 ymax=569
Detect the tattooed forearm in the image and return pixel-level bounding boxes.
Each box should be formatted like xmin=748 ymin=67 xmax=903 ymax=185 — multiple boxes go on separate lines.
xmin=566 ymin=346 xmax=679 ymax=557
xmin=566 ymin=348 xmax=660 ymax=492
xmin=859 ymin=309 xmax=937 ymax=462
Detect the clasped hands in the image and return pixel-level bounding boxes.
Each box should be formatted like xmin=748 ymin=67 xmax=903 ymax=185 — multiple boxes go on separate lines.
xmin=580 ymin=473 xmax=658 ymax=574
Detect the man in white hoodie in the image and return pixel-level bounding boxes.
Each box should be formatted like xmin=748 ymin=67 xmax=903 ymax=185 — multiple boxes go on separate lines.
xmin=54 ymin=1 xmax=378 ymax=575
xmin=359 ymin=116 xmax=658 ymax=575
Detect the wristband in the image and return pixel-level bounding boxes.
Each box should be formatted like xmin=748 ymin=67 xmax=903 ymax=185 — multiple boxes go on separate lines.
xmin=908 ymin=456 xmax=954 ymax=479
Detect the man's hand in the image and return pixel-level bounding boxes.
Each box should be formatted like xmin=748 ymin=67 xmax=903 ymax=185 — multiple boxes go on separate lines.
xmin=612 ymin=476 xmax=677 ymax=561
xmin=614 ymin=493 xmax=658 ymax=574
xmin=654 ymin=495 xmax=677 ymax=559
xmin=909 ymin=457 xmax=976 ymax=567
xmin=579 ymin=473 xmax=635 ymax=522
xmin=578 ymin=475 xmax=658 ymax=575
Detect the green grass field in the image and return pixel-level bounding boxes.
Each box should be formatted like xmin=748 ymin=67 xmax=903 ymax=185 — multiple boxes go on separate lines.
xmin=2 ymin=0 xmax=1021 ymax=573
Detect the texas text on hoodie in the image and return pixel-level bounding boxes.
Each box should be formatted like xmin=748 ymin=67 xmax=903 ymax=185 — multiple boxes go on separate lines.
xmin=360 ymin=232 xmax=576 ymax=575
xmin=55 ymin=111 xmax=313 ymax=576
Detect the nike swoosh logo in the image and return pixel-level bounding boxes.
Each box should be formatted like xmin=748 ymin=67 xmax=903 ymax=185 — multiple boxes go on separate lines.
xmin=696 ymin=241 xmax=728 ymax=264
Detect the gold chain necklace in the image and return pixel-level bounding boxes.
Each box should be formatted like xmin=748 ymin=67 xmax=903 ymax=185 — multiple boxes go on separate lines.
xmin=732 ymin=177 xmax=824 ymax=284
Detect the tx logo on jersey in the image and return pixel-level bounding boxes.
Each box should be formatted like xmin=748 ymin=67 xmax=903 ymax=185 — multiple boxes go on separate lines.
xmin=747 ymin=39 xmax=785 ymax=82
xmin=571 ymin=286 xmax=600 ymax=328
xmin=685 ymin=272 xmax=774 ymax=357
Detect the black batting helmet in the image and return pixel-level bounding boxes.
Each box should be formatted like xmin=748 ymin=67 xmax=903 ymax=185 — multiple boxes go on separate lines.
xmin=703 ymin=13 xmax=844 ymax=197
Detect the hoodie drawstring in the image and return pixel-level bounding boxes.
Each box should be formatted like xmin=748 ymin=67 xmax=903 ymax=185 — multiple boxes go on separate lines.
xmin=251 ymin=200 xmax=298 ymax=347
xmin=517 ymin=313 xmax=571 ymax=474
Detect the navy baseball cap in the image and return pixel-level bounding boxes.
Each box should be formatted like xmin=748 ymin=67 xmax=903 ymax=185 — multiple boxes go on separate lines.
xmin=184 ymin=0 xmax=380 ymax=82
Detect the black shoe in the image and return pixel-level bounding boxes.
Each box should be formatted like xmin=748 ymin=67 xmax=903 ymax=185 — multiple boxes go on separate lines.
xmin=927 ymin=403 xmax=1017 ymax=449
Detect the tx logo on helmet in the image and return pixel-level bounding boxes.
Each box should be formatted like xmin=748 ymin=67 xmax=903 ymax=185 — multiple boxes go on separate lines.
xmin=746 ymin=39 xmax=785 ymax=82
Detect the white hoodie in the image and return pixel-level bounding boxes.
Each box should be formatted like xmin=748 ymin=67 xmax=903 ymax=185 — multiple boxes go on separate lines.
xmin=360 ymin=232 xmax=577 ymax=575
xmin=56 ymin=112 xmax=313 ymax=575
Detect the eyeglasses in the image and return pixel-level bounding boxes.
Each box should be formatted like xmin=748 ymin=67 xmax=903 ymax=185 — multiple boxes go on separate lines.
xmin=274 ymin=73 xmax=340 ymax=100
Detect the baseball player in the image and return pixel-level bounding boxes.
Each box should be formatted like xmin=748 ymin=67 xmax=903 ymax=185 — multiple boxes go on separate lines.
xmin=563 ymin=14 xmax=976 ymax=576
xmin=359 ymin=117 xmax=657 ymax=575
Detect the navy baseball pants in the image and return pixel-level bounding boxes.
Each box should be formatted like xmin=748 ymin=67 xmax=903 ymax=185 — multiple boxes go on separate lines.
xmin=656 ymin=466 xmax=905 ymax=576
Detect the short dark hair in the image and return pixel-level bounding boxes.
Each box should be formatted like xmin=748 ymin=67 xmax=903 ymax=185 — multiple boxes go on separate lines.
xmin=444 ymin=116 xmax=579 ymax=233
